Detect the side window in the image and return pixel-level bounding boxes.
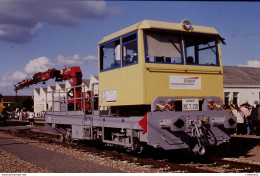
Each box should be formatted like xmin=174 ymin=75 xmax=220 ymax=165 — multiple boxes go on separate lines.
xmin=184 ymin=35 xmax=219 ymax=66
xmin=233 ymin=92 xmax=239 ymax=106
xmin=100 ymin=39 xmax=120 ymax=71
xmin=224 ymin=92 xmax=230 ymax=106
xmin=100 ymin=32 xmax=138 ymax=71
xmin=122 ymin=33 xmax=138 ymax=66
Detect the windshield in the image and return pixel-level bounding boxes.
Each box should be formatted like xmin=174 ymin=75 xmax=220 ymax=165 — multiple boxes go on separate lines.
xmin=144 ymin=31 xmax=220 ymax=66
xmin=145 ymin=31 xmax=183 ymax=64
xmin=184 ymin=35 xmax=219 ymax=66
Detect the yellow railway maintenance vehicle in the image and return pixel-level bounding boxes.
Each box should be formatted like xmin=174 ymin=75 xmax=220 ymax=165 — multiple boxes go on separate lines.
xmin=0 ymin=93 xmax=3 ymax=113
xmin=97 ymin=19 xmax=236 ymax=154
xmin=19 ymin=19 xmax=236 ymax=155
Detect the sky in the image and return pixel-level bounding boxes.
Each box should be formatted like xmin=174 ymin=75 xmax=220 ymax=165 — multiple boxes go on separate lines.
xmin=0 ymin=1 xmax=260 ymax=96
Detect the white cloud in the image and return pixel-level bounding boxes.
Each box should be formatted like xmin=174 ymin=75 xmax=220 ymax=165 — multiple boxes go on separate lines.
xmin=1 ymin=71 xmax=27 ymax=95
xmin=0 ymin=81 xmax=12 ymax=88
xmin=57 ymin=54 xmax=97 ymax=66
xmin=238 ymin=60 xmax=260 ymax=67
xmin=24 ymin=57 xmax=55 ymax=74
xmin=1 ymin=56 xmax=55 ymax=95
xmin=0 ymin=81 xmax=14 ymax=95
xmin=2 ymin=71 xmax=27 ymax=82
xmin=0 ymin=0 xmax=121 ymax=44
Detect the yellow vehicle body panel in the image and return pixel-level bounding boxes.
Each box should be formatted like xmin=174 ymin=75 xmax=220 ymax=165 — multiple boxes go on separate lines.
xmin=144 ymin=64 xmax=223 ymax=104
xmin=99 ymin=20 xmax=223 ymax=107
xmin=99 ymin=64 xmax=145 ymax=106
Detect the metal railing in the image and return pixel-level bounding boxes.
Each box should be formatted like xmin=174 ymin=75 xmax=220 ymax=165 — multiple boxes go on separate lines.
xmin=46 ymin=85 xmax=87 ymax=116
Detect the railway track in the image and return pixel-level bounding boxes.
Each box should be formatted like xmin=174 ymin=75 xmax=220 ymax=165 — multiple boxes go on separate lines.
xmin=1 ymin=127 xmax=260 ymax=173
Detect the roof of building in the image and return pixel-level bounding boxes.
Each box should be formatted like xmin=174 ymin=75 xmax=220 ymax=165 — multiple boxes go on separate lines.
xmin=35 ymin=88 xmax=40 ymax=95
xmin=82 ymin=79 xmax=90 ymax=87
xmin=223 ymin=66 xmax=260 ymax=87
xmin=93 ymin=76 xmax=99 ymax=80
xmin=58 ymin=84 xmax=65 ymax=89
xmin=49 ymin=86 xmax=56 ymax=90
xmin=42 ymin=88 xmax=48 ymax=92
xmin=3 ymin=96 xmax=32 ymax=103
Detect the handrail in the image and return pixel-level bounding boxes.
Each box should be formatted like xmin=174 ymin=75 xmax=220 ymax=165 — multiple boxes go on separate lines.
xmin=45 ymin=84 xmax=86 ymax=116
xmin=146 ymin=67 xmax=222 ymax=74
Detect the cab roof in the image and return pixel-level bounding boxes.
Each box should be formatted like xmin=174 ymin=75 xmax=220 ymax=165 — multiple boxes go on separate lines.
xmin=98 ymin=19 xmax=219 ymax=44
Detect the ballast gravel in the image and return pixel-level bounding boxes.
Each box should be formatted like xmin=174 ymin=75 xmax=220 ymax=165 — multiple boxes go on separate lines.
xmin=0 ymin=131 xmax=164 ymax=173
xmin=0 ymin=131 xmax=260 ymax=173
xmin=0 ymin=149 xmax=50 ymax=173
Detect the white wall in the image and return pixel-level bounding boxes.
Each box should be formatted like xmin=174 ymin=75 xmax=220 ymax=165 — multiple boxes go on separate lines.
xmin=224 ymin=87 xmax=260 ymax=106
xmin=46 ymin=86 xmax=55 ymax=112
xmin=34 ymin=88 xmax=47 ymax=115
xmin=89 ymin=75 xmax=99 ymax=95
xmin=34 ymin=89 xmax=41 ymax=114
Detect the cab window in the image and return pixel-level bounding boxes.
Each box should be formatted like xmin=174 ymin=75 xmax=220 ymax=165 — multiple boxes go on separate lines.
xmin=145 ymin=31 xmax=183 ymax=64
xmin=122 ymin=33 xmax=138 ymax=66
xmin=184 ymin=35 xmax=219 ymax=66
xmin=100 ymin=39 xmax=121 ymax=71
xmin=100 ymin=32 xmax=138 ymax=71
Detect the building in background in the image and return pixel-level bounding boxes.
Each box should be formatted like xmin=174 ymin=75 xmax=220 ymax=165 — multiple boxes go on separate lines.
xmin=2 ymin=96 xmax=33 ymax=112
xmin=223 ymin=66 xmax=260 ymax=106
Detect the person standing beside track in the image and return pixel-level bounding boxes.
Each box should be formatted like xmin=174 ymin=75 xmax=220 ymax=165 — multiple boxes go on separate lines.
xmin=18 ymin=111 xmax=23 ymax=121
xmin=232 ymin=104 xmax=245 ymax=135
xmin=251 ymin=105 xmax=259 ymax=135
xmin=256 ymin=105 xmax=260 ymax=136
xmin=241 ymin=104 xmax=251 ymax=135
xmin=28 ymin=111 xmax=35 ymax=126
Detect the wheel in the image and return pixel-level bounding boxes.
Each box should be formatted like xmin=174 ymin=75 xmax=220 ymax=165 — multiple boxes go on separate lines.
xmin=60 ymin=134 xmax=65 ymax=142
xmin=65 ymin=128 xmax=72 ymax=141
xmin=133 ymin=142 xmax=145 ymax=154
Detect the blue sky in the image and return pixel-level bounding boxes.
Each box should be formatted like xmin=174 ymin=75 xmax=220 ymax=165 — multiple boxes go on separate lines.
xmin=0 ymin=1 xmax=260 ymax=95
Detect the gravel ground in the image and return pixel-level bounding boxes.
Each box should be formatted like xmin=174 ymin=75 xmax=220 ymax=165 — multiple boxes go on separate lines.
xmin=223 ymin=144 xmax=260 ymax=165
xmin=0 ymin=130 xmax=260 ymax=173
xmin=0 ymin=149 xmax=50 ymax=173
xmin=0 ymin=131 xmax=166 ymax=173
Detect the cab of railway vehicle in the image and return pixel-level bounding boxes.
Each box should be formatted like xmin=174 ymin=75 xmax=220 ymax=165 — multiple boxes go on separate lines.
xmin=98 ymin=19 xmax=225 ymax=114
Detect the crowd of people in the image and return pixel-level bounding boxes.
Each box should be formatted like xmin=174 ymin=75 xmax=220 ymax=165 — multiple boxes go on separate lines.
xmin=224 ymin=104 xmax=260 ymax=136
xmin=12 ymin=110 xmax=35 ymax=126
xmin=2 ymin=110 xmax=46 ymax=126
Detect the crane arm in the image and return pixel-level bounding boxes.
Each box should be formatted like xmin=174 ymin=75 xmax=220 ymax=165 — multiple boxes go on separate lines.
xmin=14 ymin=66 xmax=82 ymax=93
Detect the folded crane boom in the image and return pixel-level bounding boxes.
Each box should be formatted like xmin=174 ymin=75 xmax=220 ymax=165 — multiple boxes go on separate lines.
xmin=14 ymin=68 xmax=58 ymax=93
xmin=14 ymin=66 xmax=90 ymax=111
xmin=14 ymin=66 xmax=82 ymax=93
